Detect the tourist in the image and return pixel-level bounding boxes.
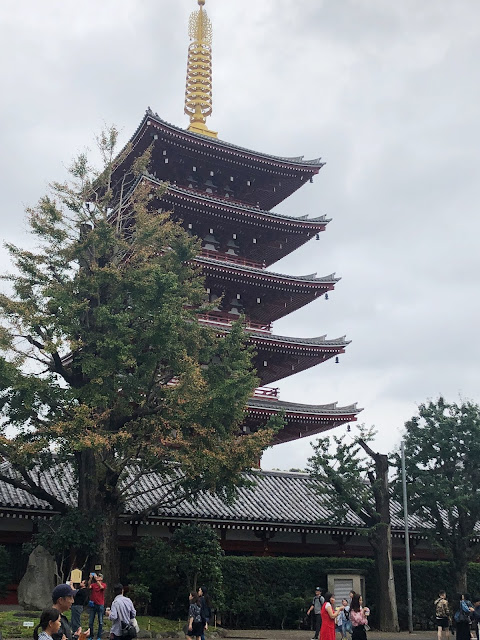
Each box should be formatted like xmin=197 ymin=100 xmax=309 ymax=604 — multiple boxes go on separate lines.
xmin=198 ymin=586 xmax=212 ymax=640
xmin=472 ymin=597 xmax=480 ymax=640
xmin=187 ymin=592 xmax=204 ymax=640
xmin=307 ymin=587 xmax=325 ymax=640
xmin=71 ymin=580 xmax=89 ymax=633
xmin=455 ymin=593 xmax=474 ymax=640
xmin=435 ymin=590 xmax=450 ymax=640
xmin=34 ymin=608 xmax=63 ymax=640
xmin=88 ymin=572 xmax=107 ymax=640
xmin=105 ymin=583 xmax=136 ymax=640
xmin=336 ymin=598 xmax=350 ymax=640
xmin=349 ymin=594 xmax=370 ymax=640
xmin=320 ymin=592 xmax=344 ymax=640
xmin=51 ymin=584 xmax=86 ymax=640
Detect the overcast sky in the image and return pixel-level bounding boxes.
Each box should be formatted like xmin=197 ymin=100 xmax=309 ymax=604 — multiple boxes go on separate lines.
xmin=1 ymin=0 xmax=479 ymax=471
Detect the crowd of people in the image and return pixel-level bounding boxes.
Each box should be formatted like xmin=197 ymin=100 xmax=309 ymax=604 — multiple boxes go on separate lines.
xmin=31 ymin=576 xmax=212 ymax=640
xmin=33 ymin=573 xmax=137 ymax=640
xmin=308 ymin=588 xmax=370 ymax=640
xmin=435 ymin=591 xmax=480 ymax=640
xmin=28 ymin=577 xmax=480 ymax=640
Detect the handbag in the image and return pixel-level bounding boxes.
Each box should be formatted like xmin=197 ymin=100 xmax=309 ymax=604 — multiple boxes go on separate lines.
xmin=454 ymin=608 xmax=469 ymax=623
xmin=121 ymin=621 xmax=138 ymax=639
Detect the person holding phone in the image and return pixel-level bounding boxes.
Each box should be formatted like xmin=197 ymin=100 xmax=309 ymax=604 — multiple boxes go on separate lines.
xmin=88 ymin=573 xmax=107 ymax=640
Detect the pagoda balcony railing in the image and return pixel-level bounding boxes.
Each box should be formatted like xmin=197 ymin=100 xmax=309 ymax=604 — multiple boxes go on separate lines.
xmin=200 ymin=248 xmax=265 ymax=270
xmin=253 ymin=386 xmax=280 ymax=399
xmin=197 ymin=311 xmax=272 ymax=334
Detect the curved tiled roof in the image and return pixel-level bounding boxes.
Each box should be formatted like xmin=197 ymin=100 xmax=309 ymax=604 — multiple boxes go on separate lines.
xmin=149 ymin=179 xmax=330 ymax=227
xmin=141 ymin=109 xmax=325 ymax=169
xmin=247 ymin=397 xmax=360 ymax=416
xmin=0 ymin=463 xmax=428 ymax=533
xmin=250 ymin=332 xmax=349 ymax=348
xmin=196 ymin=255 xmax=339 ymax=285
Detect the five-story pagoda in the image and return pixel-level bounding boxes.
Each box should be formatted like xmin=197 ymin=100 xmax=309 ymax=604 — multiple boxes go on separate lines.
xmin=110 ymin=0 xmax=361 ymax=445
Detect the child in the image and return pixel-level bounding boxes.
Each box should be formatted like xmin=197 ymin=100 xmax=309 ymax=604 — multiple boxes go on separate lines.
xmin=33 ymin=608 xmax=63 ymax=640
xmin=336 ymin=599 xmax=350 ymax=639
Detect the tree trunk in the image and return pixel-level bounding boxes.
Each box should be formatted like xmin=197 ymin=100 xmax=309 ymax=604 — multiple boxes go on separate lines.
xmin=359 ymin=443 xmax=399 ymax=632
xmin=77 ymin=450 xmax=121 ymax=605
xmin=452 ymin=562 xmax=468 ymax=596
xmin=94 ymin=503 xmax=120 ymax=606
xmin=371 ymin=524 xmax=399 ymax=631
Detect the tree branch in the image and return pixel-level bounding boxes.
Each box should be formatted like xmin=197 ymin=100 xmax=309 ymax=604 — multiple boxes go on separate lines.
xmin=0 ymin=468 xmax=68 ymax=514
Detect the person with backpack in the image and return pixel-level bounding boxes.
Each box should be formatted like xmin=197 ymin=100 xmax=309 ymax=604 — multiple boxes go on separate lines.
xmin=187 ymin=592 xmax=204 ymax=640
xmin=454 ymin=593 xmax=474 ymax=640
xmin=435 ymin=590 xmax=450 ymax=640
xmin=307 ymin=587 xmax=325 ymax=640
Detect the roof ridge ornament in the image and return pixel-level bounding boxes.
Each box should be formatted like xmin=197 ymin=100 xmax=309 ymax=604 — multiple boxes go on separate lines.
xmin=184 ymin=0 xmax=218 ymax=138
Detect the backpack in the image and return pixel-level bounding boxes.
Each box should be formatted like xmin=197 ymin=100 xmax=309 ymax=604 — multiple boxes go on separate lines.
xmin=435 ymin=598 xmax=448 ymax=618
xmin=192 ymin=603 xmax=202 ymax=624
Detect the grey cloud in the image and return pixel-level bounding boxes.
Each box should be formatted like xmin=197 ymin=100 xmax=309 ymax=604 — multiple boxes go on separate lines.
xmin=1 ymin=0 xmax=480 ymax=469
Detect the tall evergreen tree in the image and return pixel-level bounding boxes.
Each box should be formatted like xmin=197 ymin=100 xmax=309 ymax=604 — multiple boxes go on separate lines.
xmin=401 ymin=397 xmax=480 ymax=594
xmin=0 ymin=128 xmax=278 ymax=587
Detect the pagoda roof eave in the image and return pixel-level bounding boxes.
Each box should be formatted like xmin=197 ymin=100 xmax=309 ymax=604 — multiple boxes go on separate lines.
xmin=247 ymin=397 xmax=362 ymax=417
xmin=136 ymin=109 xmax=325 ymax=169
xmin=250 ymin=332 xmax=350 ymax=348
xmin=196 ymin=255 xmax=339 ymax=286
xmin=146 ymin=177 xmax=331 ymax=228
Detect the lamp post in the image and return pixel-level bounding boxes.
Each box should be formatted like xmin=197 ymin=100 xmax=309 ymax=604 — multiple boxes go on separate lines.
xmin=401 ymin=440 xmax=413 ymax=633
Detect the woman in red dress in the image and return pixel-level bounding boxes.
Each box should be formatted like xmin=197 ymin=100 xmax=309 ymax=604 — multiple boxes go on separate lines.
xmin=320 ymin=592 xmax=345 ymax=640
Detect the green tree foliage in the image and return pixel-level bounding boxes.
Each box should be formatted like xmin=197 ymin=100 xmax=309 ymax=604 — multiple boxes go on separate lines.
xmin=131 ymin=525 xmax=224 ymax=616
xmin=131 ymin=537 xmax=177 ymax=615
xmin=23 ymin=512 xmax=97 ymax=582
xmin=0 ymin=127 xmax=278 ymax=586
xmin=307 ymin=427 xmax=399 ymax=632
xmin=400 ymin=397 xmax=480 ymax=593
xmin=170 ymin=524 xmax=224 ymax=597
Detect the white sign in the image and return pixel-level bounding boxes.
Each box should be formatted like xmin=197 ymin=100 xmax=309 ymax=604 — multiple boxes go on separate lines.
xmin=23 ymin=622 xmax=34 ymax=628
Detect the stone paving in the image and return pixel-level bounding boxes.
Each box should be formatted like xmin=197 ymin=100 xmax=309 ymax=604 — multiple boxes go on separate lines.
xmin=223 ymin=631 xmax=437 ymax=640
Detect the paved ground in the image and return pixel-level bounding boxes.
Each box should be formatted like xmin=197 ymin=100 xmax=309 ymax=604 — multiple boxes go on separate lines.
xmin=223 ymin=631 xmax=437 ymax=640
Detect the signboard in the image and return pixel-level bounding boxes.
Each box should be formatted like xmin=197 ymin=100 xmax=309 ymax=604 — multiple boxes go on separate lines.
xmin=23 ymin=622 xmax=34 ymax=628
xmin=94 ymin=565 xmax=102 ymax=571
xmin=70 ymin=568 xmax=82 ymax=584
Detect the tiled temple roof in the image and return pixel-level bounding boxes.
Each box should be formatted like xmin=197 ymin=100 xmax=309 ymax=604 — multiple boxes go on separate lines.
xmin=250 ymin=332 xmax=349 ymax=348
xmin=246 ymin=397 xmax=360 ymax=416
xmin=141 ymin=109 xmax=325 ymax=169
xmin=196 ymin=255 xmax=338 ymax=284
xmin=0 ymin=462 xmax=429 ymax=535
xmin=149 ymin=179 xmax=330 ymax=227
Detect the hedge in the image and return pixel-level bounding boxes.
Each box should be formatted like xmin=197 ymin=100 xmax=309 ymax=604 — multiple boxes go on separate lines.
xmin=221 ymin=557 xmax=375 ymax=629
xmin=221 ymin=556 xmax=480 ymax=630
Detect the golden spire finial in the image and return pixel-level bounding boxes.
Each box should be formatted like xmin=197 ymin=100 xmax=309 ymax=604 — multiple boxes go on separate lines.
xmin=184 ymin=0 xmax=218 ymax=138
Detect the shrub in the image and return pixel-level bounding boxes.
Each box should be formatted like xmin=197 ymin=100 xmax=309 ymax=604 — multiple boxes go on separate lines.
xmin=0 ymin=546 xmax=11 ymax=597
